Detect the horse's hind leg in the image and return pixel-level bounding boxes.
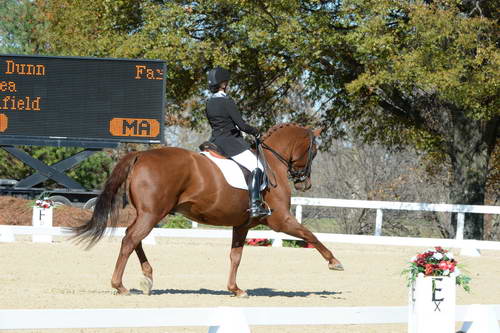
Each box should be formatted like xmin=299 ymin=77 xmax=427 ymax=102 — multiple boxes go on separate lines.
xmin=227 ymin=225 xmax=249 ymax=298
xmin=111 ymin=212 xmax=159 ymax=295
xmin=135 ymin=241 xmax=153 ymax=295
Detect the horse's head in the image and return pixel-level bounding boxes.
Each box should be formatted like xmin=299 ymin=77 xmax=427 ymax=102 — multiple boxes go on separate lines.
xmin=261 ymin=124 xmax=321 ymax=192
xmin=289 ymin=127 xmax=321 ymax=191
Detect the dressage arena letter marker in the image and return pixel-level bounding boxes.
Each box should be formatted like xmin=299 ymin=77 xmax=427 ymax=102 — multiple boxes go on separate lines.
xmin=0 ymin=114 xmax=7 ymax=132
xmin=408 ymin=275 xmax=456 ymax=333
xmin=32 ymin=207 xmax=53 ymax=243
xmin=109 ymin=118 xmax=160 ymax=138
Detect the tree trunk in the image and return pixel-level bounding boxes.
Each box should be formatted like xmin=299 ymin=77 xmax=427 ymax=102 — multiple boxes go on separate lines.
xmin=448 ymin=111 xmax=497 ymax=240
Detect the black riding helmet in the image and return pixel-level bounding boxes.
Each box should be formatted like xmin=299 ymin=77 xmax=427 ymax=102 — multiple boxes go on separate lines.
xmin=208 ymin=67 xmax=230 ymax=92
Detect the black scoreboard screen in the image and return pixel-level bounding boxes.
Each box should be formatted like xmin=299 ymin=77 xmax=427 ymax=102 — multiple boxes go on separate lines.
xmin=0 ymin=54 xmax=166 ymax=145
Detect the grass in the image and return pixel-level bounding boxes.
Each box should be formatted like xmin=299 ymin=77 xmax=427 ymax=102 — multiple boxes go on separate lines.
xmin=158 ymin=213 xmax=445 ymax=239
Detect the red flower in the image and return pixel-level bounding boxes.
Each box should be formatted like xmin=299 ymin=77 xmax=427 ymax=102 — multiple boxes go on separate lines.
xmin=245 ymin=238 xmax=272 ymax=246
xmin=435 ymin=246 xmax=447 ymax=253
xmin=425 ymin=264 xmax=434 ymax=275
xmin=438 ymin=261 xmax=449 ymax=270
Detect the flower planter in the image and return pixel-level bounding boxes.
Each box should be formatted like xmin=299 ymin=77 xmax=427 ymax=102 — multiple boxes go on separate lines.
xmin=32 ymin=206 xmax=53 ymax=243
xmin=408 ymin=274 xmax=456 ymax=333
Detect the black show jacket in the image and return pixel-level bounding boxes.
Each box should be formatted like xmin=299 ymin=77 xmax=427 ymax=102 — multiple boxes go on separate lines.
xmin=206 ymin=94 xmax=258 ymax=157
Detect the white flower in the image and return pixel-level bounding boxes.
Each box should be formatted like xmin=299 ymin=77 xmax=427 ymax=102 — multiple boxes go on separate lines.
xmin=411 ymin=256 xmax=417 ymax=262
xmin=443 ymin=270 xmax=450 ymax=276
xmin=433 ymin=252 xmax=443 ymax=260
xmin=454 ymin=268 xmax=461 ymax=276
xmin=447 ymin=252 xmax=454 ymax=260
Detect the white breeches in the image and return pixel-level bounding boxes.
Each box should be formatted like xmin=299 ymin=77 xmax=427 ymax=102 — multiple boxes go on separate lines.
xmin=231 ymin=150 xmax=263 ymax=172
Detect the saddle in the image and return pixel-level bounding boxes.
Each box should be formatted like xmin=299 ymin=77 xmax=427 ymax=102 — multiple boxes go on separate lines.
xmin=198 ymin=142 xmax=227 ymax=159
xmin=199 ymin=141 xmax=252 ymax=185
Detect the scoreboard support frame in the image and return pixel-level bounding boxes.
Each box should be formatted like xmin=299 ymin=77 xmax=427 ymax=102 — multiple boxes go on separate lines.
xmin=0 ymin=139 xmax=119 ymax=204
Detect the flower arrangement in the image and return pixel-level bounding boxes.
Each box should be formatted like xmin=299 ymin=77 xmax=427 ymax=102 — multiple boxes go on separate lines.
xmin=402 ymin=246 xmax=471 ymax=292
xmin=34 ymin=198 xmax=55 ymax=209
xmin=245 ymin=238 xmax=273 ymax=246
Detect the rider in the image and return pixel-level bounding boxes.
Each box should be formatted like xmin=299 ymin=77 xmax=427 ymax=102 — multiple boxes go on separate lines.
xmin=205 ymin=66 xmax=271 ymax=219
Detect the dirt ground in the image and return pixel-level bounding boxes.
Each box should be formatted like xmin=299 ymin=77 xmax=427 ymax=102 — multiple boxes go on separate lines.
xmin=1 ymin=234 xmax=499 ymax=333
xmin=1 ymin=195 xmax=499 ymax=332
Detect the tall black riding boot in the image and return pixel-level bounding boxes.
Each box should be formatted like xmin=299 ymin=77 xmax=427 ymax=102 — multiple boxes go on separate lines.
xmin=248 ymin=168 xmax=271 ymax=219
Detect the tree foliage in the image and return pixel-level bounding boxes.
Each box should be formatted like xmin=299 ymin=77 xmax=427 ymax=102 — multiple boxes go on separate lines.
xmin=0 ymin=1 xmax=112 ymax=190
xmin=0 ymin=0 xmax=47 ymax=54
xmin=3 ymin=0 xmax=498 ymax=237
xmin=333 ymin=0 xmax=499 ymax=239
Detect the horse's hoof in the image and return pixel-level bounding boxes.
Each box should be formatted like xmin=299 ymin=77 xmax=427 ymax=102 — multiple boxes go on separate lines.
xmin=234 ymin=291 xmax=249 ymax=298
xmin=230 ymin=290 xmax=249 ymax=298
xmin=329 ymin=263 xmax=344 ymax=271
xmin=140 ymin=277 xmax=153 ymax=295
xmin=115 ymin=289 xmax=131 ymax=296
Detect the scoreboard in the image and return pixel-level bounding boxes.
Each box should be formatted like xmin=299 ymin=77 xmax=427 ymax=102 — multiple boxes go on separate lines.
xmin=0 ymin=54 xmax=166 ymax=146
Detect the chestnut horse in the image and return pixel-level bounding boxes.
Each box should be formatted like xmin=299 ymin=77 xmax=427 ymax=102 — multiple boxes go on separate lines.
xmin=73 ymin=123 xmax=343 ymax=297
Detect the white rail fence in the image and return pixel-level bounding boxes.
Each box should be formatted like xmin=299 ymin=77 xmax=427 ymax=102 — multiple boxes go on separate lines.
xmin=1 ymin=197 xmax=500 ymax=255
xmin=1 ymin=305 xmax=499 ymax=331
xmin=291 ymin=197 xmax=500 ymax=240
xmin=3 ymin=225 xmax=500 ymax=252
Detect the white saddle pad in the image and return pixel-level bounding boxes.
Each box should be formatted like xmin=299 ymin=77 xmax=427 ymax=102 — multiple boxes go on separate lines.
xmin=200 ymin=152 xmax=266 ymax=191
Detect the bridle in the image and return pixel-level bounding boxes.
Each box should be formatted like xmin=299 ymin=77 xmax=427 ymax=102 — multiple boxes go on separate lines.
xmin=258 ymin=130 xmax=316 ymax=185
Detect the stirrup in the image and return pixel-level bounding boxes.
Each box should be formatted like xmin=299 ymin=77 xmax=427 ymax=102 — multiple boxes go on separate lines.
xmin=249 ymin=202 xmax=272 ymax=219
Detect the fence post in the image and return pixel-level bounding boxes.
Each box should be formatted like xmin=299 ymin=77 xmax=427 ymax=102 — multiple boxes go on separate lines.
xmin=272 ymin=235 xmax=283 ymax=248
xmin=455 ymin=213 xmax=465 ymax=241
xmin=0 ymin=226 xmax=15 ymax=242
xmin=459 ymin=304 xmax=500 ymax=333
xmin=457 ymin=212 xmax=481 ymax=256
xmin=208 ymin=307 xmax=250 ymax=333
xmin=374 ymin=209 xmax=383 ymax=236
xmin=295 ymin=205 xmax=302 ymax=224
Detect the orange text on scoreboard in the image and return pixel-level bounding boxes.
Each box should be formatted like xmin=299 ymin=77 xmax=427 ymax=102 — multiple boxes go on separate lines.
xmin=0 ymin=114 xmax=8 ymax=132
xmin=109 ymin=118 xmax=160 ymax=138
xmin=134 ymin=65 xmax=163 ymax=80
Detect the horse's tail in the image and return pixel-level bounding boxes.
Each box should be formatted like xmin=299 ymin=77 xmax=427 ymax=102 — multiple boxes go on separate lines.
xmin=72 ymin=152 xmax=140 ymax=249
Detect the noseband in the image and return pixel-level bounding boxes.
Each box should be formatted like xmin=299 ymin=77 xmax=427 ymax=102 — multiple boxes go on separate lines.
xmin=260 ymin=131 xmax=316 ymax=184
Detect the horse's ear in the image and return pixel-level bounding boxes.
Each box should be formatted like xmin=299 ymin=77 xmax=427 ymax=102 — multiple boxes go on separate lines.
xmin=312 ymin=128 xmax=322 ymax=137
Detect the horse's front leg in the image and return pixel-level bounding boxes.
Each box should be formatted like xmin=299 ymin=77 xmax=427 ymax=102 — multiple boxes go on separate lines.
xmin=270 ymin=213 xmax=344 ymax=271
xmin=227 ymin=225 xmax=249 ymax=298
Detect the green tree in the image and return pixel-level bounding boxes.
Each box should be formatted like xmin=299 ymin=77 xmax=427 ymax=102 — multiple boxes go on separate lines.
xmin=28 ymin=0 xmax=499 ymax=238
xmin=0 ymin=0 xmax=48 ymax=54
xmin=327 ymin=0 xmax=499 ymax=239
xmin=0 ymin=1 xmax=115 ymax=191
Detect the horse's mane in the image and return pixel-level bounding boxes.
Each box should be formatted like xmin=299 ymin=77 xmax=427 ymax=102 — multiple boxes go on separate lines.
xmin=261 ymin=123 xmax=307 ymax=142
